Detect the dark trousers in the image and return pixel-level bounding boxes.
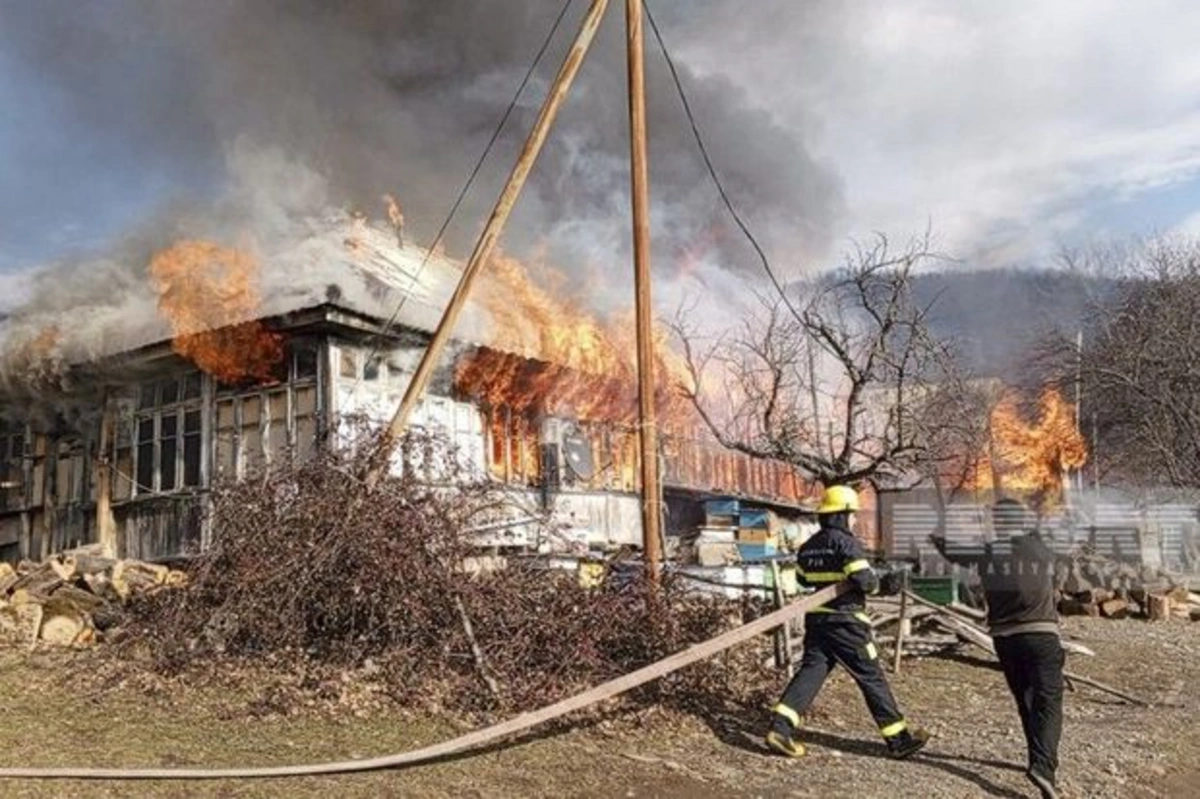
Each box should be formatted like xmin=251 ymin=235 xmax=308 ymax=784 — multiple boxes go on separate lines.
xmin=774 ymin=619 xmax=906 ymax=737
xmin=993 ymin=632 xmax=1064 ymax=780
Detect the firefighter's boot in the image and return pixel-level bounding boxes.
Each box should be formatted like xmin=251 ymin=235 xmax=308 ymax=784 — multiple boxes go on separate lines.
xmin=885 ymin=726 xmax=930 ymax=760
xmin=764 ymin=729 xmax=805 ymax=758
xmin=764 ymin=706 xmax=805 ymax=758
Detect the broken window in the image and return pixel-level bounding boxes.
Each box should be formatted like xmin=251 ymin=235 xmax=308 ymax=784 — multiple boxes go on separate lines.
xmin=136 ymin=418 xmax=154 ymax=492
xmin=183 ymin=410 xmax=201 ymax=487
xmin=294 ymin=344 xmax=319 ymax=379
xmin=159 ymin=414 xmax=178 ymax=490
xmin=182 ymin=372 xmax=202 ymax=401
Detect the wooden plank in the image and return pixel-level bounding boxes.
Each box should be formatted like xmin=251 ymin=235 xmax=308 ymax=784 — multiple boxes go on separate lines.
xmin=904 ymin=591 xmax=1096 ymax=656
xmin=892 ymin=574 xmax=910 ymax=674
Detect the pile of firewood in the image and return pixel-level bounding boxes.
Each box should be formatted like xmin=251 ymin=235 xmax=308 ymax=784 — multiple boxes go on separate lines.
xmin=1057 ymin=552 xmax=1200 ymax=620
xmin=0 ymin=548 xmax=186 ymax=647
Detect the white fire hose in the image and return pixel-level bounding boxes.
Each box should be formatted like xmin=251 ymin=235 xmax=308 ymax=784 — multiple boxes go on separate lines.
xmin=0 ymin=585 xmax=844 ymax=780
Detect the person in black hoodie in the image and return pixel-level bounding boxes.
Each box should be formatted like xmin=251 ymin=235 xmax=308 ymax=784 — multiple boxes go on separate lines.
xmin=766 ymin=485 xmax=929 ymax=760
xmin=930 ymin=498 xmax=1065 ymax=799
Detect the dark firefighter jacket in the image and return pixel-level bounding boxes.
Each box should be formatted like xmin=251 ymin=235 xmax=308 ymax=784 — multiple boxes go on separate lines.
xmin=796 ymin=521 xmax=877 ymax=621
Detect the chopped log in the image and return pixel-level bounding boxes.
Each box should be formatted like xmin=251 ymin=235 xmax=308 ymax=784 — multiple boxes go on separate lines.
xmin=1147 ymin=593 xmax=1173 ymax=622
xmin=3 ymin=601 xmax=45 ymax=649
xmin=110 ymin=561 xmax=166 ymax=600
xmin=82 ymin=572 xmax=116 ymax=600
xmin=37 ymin=596 xmax=92 ymax=646
xmin=0 ymin=601 xmax=20 ymax=634
xmin=8 ymin=564 xmax=63 ymax=599
xmin=0 ymin=563 xmax=16 ymax=595
xmin=1166 ymin=586 xmax=1191 ymax=603
xmin=1076 ymin=588 xmax=1114 ymax=604
xmin=9 ymin=589 xmax=39 ymax=607
xmin=50 ymin=584 xmax=107 ymax=612
xmin=1187 ymin=592 xmax=1200 ymax=607
xmin=70 ymin=553 xmax=118 ymax=576
xmin=1100 ymin=598 xmax=1129 ymax=619
xmin=48 ymin=556 xmax=76 ymax=583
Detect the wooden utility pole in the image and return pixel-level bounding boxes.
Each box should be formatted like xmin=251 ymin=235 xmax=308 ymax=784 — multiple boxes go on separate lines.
xmin=625 ymin=0 xmax=663 ymax=587
xmin=363 ymin=0 xmax=612 ymax=486
xmin=95 ymin=393 xmax=117 ymax=558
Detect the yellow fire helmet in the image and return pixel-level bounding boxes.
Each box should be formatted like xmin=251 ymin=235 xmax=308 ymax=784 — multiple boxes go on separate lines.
xmin=817 ymin=484 xmax=860 ymax=514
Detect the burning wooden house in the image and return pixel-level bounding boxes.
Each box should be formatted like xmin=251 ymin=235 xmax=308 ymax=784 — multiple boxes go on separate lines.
xmin=0 ymin=215 xmax=819 ymax=563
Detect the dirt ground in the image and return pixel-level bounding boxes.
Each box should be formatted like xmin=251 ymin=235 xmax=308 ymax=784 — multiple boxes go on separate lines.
xmin=0 ymin=617 xmax=1196 ymax=799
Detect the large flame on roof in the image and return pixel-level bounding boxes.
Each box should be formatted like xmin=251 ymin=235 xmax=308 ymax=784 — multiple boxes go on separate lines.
xmin=150 ymin=240 xmax=284 ymax=384
xmin=457 ymin=252 xmax=692 ymax=425
xmin=964 ymin=387 xmax=1087 ymax=506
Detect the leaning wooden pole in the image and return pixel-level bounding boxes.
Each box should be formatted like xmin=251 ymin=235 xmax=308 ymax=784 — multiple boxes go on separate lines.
xmin=625 ymin=0 xmax=663 ymax=588
xmin=363 ymin=0 xmax=612 ymax=487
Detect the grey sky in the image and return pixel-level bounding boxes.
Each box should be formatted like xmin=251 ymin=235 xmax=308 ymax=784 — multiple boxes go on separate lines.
xmin=3 ymin=0 xmax=1200 ymax=289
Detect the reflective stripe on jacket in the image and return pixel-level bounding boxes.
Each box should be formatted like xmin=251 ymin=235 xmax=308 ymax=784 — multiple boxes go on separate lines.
xmin=797 ymin=522 xmax=878 ymax=618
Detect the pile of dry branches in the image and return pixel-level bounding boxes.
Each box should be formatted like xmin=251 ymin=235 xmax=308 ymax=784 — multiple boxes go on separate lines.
xmin=124 ymin=431 xmax=765 ymax=714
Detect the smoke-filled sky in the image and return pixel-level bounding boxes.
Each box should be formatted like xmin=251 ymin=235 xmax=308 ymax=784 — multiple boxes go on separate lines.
xmin=3 ymin=0 xmax=1200 ymax=299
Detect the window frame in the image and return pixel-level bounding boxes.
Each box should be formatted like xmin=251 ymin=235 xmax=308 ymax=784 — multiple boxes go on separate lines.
xmin=131 ymin=373 xmax=204 ymax=496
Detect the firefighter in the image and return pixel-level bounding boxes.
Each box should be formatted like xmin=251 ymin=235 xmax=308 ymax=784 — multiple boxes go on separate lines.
xmin=929 ymin=498 xmax=1064 ymax=799
xmin=766 ymin=485 xmax=930 ymax=760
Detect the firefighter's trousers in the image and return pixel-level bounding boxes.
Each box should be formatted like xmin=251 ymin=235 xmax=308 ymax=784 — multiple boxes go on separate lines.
xmin=772 ymin=616 xmax=909 ymax=739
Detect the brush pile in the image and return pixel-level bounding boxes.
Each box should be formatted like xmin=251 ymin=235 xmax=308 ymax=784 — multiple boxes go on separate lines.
xmin=122 ymin=431 xmax=764 ymax=714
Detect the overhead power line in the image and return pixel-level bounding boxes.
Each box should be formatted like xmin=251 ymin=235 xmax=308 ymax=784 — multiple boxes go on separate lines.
xmin=352 ymin=0 xmax=577 ymax=396
xmin=642 ymin=1 xmax=806 ymax=324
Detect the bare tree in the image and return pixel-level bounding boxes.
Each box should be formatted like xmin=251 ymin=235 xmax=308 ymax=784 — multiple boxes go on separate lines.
xmin=1048 ymin=236 xmax=1200 ymax=488
xmin=670 ymin=234 xmax=984 ymax=489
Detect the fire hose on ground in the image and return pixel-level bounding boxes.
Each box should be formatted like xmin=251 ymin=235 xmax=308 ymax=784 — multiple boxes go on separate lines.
xmin=0 ymin=584 xmax=847 ymax=781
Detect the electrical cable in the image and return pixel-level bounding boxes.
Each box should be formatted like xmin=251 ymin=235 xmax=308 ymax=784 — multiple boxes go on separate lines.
xmin=642 ymin=1 xmax=806 ymax=324
xmin=348 ymin=0 xmax=577 ymax=400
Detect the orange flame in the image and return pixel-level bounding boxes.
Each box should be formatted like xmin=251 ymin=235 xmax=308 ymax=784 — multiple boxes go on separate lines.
xmin=963 ymin=387 xmax=1088 ymax=506
xmin=383 ymin=194 xmax=404 ymax=229
xmin=149 ymin=240 xmax=284 ymax=384
xmin=461 ymin=252 xmax=692 ymax=425
xmin=383 ymin=194 xmax=405 ymax=246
